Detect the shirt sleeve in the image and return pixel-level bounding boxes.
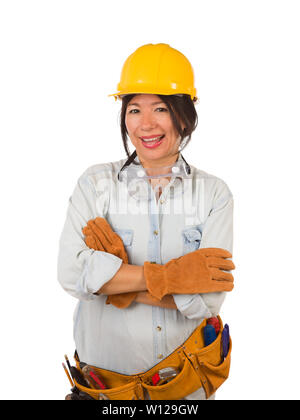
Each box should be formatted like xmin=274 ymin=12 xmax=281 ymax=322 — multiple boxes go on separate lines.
xmin=57 ymin=172 xmax=123 ymax=301
xmin=173 ymin=293 xmax=213 ymax=320
xmin=174 ymin=179 xmax=234 ymax=319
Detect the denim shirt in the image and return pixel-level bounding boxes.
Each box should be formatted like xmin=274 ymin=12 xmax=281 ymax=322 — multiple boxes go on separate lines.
xmin=57 ymin=153 xmax=234 ymax=378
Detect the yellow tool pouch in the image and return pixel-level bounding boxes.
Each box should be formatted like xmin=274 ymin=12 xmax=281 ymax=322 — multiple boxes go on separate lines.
xmin=72 ymin=316 xmax=232 ymax=400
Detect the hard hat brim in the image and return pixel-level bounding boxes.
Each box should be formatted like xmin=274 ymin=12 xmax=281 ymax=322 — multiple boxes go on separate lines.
xmin=108 ymin=90 xmax=197 ymax=102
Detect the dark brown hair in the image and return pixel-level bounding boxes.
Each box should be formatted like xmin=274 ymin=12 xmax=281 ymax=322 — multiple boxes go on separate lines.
xmin=120 ymin=94 xmax=198 ymax=160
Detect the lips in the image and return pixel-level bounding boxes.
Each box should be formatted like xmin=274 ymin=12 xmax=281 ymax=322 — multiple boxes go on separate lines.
xmin=140 ymin=135 xmax=164 ymax=142
xmin=140 ymin=134 xmax=165 ymax=149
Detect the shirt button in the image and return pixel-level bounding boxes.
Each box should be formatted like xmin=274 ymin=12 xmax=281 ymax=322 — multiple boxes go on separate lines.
xmin=156 ymin=326 xmax=162 ymax=332
xmin=153 ymin=230 xmax=159 ymax=235
xmin=157 ymin=354 xmax=163 ymax=359
xmin=160 ymin=199 xmax=164 ymax=204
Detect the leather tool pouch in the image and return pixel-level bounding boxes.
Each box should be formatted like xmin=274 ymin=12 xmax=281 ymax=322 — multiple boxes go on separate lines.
xmin=68 ymin=316 xmax=232 ymax=400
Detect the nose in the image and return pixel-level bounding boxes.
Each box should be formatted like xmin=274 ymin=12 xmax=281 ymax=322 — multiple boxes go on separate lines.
xmin=140 ymin=111 xmax=156 ymax=131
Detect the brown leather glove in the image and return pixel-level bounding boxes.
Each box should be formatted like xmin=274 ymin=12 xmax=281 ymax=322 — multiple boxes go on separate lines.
xmin=82 ymin=217 xmax=137 ymax=308
xmin=144 ymin=248 xmax=235 ymax=300
xmin=82 ymin=218 xmax=129 ymax=263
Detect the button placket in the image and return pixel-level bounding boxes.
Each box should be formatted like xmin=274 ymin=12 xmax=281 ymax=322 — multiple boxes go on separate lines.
xmin=148 ymin=194 xmax=166 ymax=363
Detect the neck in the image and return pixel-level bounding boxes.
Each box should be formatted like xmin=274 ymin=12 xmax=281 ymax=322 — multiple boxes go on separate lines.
xmin=138 ymin=152 xmax=180 ymax=176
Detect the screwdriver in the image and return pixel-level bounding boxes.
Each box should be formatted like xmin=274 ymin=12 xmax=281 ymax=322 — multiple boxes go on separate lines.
xmin=203 ymin=324 xmax=217 ymax=346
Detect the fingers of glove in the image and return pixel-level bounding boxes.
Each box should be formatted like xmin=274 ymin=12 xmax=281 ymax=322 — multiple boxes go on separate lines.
xmin=83 ymin=227 xmax=105 ymax=251
xmin=87 ymin=219 xmax=112 ymax=250
xmin=119 ymin=249 xmax=129 ymax=264
xmin=94 ymin=217 xmax=113 ymax=232
xmin=84 ymin=229 xmax=128 ymax=261
xmin=109 ymin=244 xmax=128 ymax=263
xmin=210 ymin=267 xmax=234 ymax=283
xmin=206 ymin=256 xmax=235 ymax=271
xmin=94 ymin=217 xmax=128 ymax=248
xmin=85 ymin=224 xmax=128 ymax=261
xmin=94 ymin=217 xmax=117 ymax=244
xmin=209 ymin=281 xmax=234 ymax=293
xmin=197 ymin=248 xmax=232 ymax=259
xmin=106 ymin=292 xmax=137 ymax=308
xmin=93 ymin=218 xmax=130 ymax=258
xmin=85 ymin=229 xmax=105 ymax=250
xmin=82 ymin=225 xmax=93 ymax=237
xmin=84 ymin=235 xmax=100 ymax=251
xmin=91 ymin=219 xmax=124 ymax=255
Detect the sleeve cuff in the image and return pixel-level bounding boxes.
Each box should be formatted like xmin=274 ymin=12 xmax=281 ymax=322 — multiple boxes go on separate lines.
xmin=173 ymin=294 xmax=212 ymax=320
xmin=76 ymin=251 xmax=123 ymax=299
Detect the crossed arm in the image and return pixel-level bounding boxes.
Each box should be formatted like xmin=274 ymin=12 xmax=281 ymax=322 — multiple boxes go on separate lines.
xmin=96 ymin=263 xmax=177 ymax=309
xmin=85 ymin=216 xmax=234 ymax=311
xmin=58 ymin=174 xmax=234 ymax=314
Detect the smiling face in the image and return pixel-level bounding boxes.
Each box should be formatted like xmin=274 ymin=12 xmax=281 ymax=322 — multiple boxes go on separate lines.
xmin=125 ymin=94 xmax=183 ymax=169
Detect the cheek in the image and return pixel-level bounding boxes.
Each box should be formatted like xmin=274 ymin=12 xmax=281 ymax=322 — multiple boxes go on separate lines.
xmin=160 ymin=115 xmax=178 ymax=140
xmin=125 ymin=116 xmax=131 ymax=134
xmin=125 ymin=116 xmax=138 ymax=137
xmin=125 ymin=118 xmax=138 ymax=146
xmin=165 ymin=124 xmax=179 ymax=144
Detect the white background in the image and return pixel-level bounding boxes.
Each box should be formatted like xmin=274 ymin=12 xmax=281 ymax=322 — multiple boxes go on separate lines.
xmin=0 ymin=0 xmax=299 ymax=400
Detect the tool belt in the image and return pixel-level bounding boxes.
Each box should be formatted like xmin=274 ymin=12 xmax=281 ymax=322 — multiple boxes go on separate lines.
xmin=71 ymin=316 xmax=232 ymax=400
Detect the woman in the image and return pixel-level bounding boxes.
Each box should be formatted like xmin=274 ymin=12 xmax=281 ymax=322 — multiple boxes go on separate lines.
xmin=58 ymin=43 xmax=235 ymax=400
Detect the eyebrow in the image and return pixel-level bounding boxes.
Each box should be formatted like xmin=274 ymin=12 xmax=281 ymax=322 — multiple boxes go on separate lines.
xmin=127 ymin=101 xmax=165 ymax=107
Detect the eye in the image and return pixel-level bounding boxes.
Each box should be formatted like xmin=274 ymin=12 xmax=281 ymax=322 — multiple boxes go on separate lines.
xmin=128 ymin=108 xmax=140 ymax=114
xmin=155 ymin=107 xmax=168 ymax=112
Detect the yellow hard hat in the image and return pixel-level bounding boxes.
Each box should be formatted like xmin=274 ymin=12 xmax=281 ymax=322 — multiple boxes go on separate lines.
xmin=109 ymin=43 xmax=197 ymax=101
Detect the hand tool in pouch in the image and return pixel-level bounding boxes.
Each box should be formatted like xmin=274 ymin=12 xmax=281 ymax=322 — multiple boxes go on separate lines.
xmin=62 ymin=362 xmax=74 ymax=387
xmin=207 ymin=317 xmax=220 ymax=334
xmin=203 ymin=324 xmax=217 ymax=346
xmin=82 ymin=365 xmax=107 ymax=389
xmin=151 ymin=367 xmax=179 ymax=386
xmin=221 ymin=324 xmax=230 ymax=359
xmin=69 ymin=365 xmax=90 ymax=388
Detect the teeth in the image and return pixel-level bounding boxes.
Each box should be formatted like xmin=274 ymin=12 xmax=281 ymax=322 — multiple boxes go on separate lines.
xmin=142 ymin=136 xmax=163 ymax=142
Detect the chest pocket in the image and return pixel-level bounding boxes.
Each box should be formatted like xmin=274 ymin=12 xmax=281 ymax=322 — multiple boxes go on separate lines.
xmin=182 ymin=226 xmax=202 ymax=254
xmin=114 ymin=228 xmax=134 ymax=263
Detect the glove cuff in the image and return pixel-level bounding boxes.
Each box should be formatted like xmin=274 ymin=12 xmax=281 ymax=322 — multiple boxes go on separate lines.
xmin=144 ymin=262 xmax=167 ymax=300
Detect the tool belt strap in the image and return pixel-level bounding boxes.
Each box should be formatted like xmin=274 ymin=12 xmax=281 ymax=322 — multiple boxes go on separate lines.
xmin=73 ymin=316 xmax=232 ymax=400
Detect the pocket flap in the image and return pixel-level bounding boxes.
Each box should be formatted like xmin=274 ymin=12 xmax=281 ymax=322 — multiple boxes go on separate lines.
xmin=143 ymin=357 xmax=202 ymax=400
xmin=182 ymin=228 xmax=202 ymax=242
xmin=114 ymin=229 xmax=134 ymax=247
